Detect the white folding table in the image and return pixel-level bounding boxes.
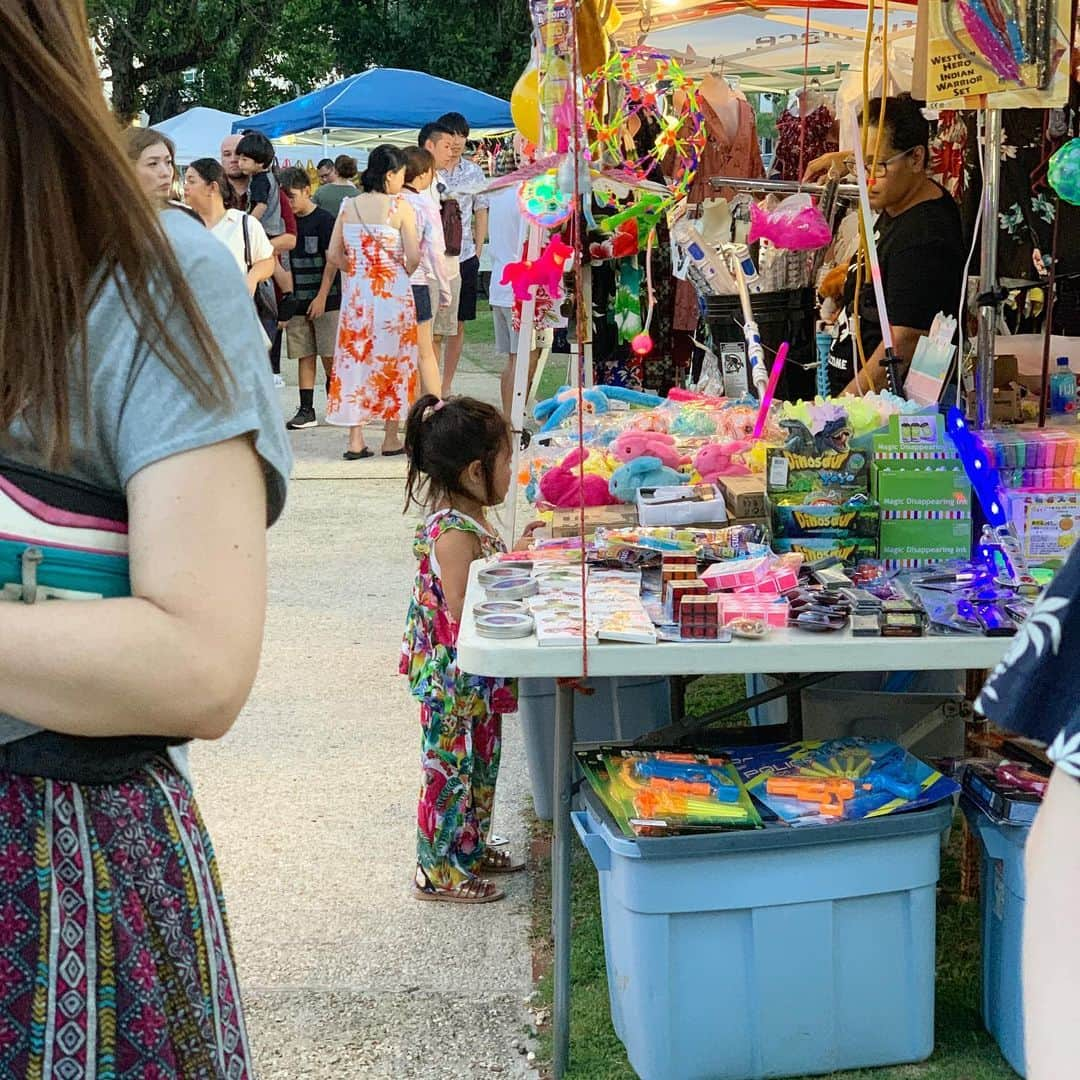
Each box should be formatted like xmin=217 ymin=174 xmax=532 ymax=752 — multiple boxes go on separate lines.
xmin=457 ymin=562 xmax=1011 ymax=1079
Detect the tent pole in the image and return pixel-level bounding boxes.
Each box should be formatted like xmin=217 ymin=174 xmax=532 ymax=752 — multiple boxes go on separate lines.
xmin=975 ymin=109 xmax=1002 ymax=430
xmin=505 ymin=222 xmax=543 ymax=548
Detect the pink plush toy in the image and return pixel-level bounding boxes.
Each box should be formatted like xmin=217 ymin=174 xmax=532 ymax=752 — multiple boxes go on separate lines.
xmin=694 ymin=441 xmax=753 ymax=481
xmin=611 ymin=430 xmax=691 ymax=470
xmin=501 ymin=236 xmax=574 ymax=302
xmin=538 ymin=448 xmax=618 ymax=509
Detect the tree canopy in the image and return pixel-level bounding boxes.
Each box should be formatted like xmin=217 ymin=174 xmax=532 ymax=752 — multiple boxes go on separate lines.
xmin=90 ymin=0 xmax=531 ymax=123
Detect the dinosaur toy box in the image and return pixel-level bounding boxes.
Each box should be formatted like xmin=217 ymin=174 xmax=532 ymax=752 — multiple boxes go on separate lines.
xmin=767 ymin=406 xmax=870 ymax=495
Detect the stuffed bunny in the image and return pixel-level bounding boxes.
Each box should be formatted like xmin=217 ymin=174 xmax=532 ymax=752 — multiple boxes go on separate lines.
xmin=694 ymin=441 xmax=753 ymax=481
xmin=609 ymin=456 xmax=684 ymax=503
xmin=611 ymin=430 xmax=691 ymax=470
xmin=538 ymin=448 xmax=618 ymax=508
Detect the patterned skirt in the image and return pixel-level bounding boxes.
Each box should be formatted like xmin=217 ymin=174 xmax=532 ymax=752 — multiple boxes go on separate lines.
xmin=0 ymin=762 xmax=252 ymax=1079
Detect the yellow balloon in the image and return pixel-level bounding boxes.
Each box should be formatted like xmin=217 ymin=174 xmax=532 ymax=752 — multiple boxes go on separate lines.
xmin=511 ymin=63 xmax=541 ymax=147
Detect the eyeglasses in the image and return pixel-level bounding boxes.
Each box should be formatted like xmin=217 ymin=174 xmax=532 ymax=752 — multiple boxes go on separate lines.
xmin=840 ymin=147 xmax=915 ymax=179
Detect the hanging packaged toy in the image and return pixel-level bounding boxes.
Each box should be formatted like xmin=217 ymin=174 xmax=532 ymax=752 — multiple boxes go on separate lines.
xmin=747 ymin=194 xmax=833 ymax=251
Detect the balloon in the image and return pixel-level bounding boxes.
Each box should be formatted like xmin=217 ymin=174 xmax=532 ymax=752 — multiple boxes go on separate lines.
xmin=511 ymin=63 xmax=541 ymax=147
xmin=1048 ymin=137 xmax=1080 ymax=207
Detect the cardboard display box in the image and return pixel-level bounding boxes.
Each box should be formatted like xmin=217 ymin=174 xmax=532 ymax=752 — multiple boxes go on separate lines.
xmin=717 ymin=475 xmax=767 ymax=519
xmin=550 ymin=504 xmax=638 ymax=538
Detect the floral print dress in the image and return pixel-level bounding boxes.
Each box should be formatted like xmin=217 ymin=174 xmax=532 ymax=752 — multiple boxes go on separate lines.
xmin=326 ymin=199 xmax=419 ymax=427
xmin=400 ymin=509 xmax=517 ymax=889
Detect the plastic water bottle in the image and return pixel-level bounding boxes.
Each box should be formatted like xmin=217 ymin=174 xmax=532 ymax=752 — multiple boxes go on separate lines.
xmin=1049 ymin=356 xmax=1077 ymax=419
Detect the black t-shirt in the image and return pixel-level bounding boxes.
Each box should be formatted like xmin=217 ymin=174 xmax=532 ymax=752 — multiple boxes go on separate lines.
xmin=292 ymin=206 xmax=341 ymax=312
xmin=829 ymin=184 xmax=964 ymax=395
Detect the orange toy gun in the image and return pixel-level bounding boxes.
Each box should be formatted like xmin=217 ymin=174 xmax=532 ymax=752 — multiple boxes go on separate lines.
xmin=634 ymin=789 xmax=748 ymax=823
xmin=765 ymin=776 xmax=866 ymax=817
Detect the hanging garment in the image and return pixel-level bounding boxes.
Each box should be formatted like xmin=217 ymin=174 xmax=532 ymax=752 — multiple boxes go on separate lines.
xmin=674 ymin=98 xmax=765 ymax=333
xmin=772 ymin=103 xmax=839 ymax=182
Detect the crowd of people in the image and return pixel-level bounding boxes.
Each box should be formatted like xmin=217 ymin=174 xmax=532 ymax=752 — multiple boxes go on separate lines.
xmin=123 ymin=112 xmax=532 ymax=459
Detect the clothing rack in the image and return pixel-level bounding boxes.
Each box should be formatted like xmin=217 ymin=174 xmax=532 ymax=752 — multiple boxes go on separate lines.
xmin=708 ymin=175 xmax=862 ymax=199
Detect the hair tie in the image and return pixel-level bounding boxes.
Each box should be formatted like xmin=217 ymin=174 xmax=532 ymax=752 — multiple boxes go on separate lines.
xmin=422 ymin=399 xmax=446 ymax=422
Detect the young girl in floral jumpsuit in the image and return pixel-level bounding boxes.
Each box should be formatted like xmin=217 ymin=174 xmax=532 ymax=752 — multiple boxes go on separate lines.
xmin=401 ymin=394 xmax=541 ymax=903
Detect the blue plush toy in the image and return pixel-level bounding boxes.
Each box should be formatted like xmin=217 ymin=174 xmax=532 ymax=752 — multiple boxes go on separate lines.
xmin=608 ymin=456 xmax=685 ymax=503
xmin=533 ymin=384 xmax=665 ymax=435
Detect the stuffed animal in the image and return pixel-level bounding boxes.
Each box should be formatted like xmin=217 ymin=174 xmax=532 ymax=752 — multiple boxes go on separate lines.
xmin=501 ymin=236 xmax=574 ymax=302
xmin=694 ymin=441 xmax=753 ymax=481
xmin=539 ymin=448 xmax=619 ymax=508
xmin=609 ymin=456 xmax=685 ymax=503
xmin=589 ymin=219 xmax=639 ymax=262
xmin=533 ymin=384 xmax=664 ymax=435
xmin=612 ymin=430 xmax=691 ymax=470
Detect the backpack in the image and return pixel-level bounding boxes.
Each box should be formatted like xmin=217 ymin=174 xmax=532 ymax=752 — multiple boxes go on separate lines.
xmin=440 ymin=193 xmax=463 ymax=257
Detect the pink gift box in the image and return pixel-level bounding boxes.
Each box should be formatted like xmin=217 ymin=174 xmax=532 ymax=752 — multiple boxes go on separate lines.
xmin=702 ymin=556 xmax=771 ymax=592
xmin=717 ymin=596 xmax=790 ymax=627
xmin=731 ymin=565 xmax=800 ymax=596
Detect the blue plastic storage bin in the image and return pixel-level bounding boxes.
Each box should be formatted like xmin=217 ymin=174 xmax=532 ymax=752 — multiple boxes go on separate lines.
xmin=574 ymin=795 xmax=953 ymax=1080
xmin=518 ymin=676 xmax=671 ymax=820
xmin=965 ymin=803 xmax=1029 ymax=1077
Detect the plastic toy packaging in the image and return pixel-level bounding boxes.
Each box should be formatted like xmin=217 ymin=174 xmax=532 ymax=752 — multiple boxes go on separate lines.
xmin=727 ymin=738 xmax=960 ymax=826
xmin=747 ymin=193 xmax=833 ymax=252
xmin=576 ymin=747 xmax=763 ymax=837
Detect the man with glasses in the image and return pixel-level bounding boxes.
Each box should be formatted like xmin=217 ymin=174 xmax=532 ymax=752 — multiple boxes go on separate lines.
xmin=805 ymin=94 xmax=964 ymax=397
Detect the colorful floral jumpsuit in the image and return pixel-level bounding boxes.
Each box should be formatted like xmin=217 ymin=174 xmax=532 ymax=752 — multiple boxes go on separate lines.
xmin=400 ymin=509 xmax=517 ymax=889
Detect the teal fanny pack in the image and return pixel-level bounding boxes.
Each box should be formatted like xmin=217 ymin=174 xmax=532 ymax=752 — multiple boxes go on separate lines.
xmin=0 ymin=455 xmax=130 ymax=602
xmin=0 ymin=457 xmax=183 ymax=783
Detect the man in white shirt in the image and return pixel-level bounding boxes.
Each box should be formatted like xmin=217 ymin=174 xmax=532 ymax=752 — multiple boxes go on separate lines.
xmin=434 ymin=112 xmax=490 ymax=397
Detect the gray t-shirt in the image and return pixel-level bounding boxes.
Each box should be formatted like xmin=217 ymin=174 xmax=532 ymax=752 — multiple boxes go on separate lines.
xmin=313 ymin=182 xmax=355 ymax=219
xmin=0 ymin=209 xmax=292 ymax=744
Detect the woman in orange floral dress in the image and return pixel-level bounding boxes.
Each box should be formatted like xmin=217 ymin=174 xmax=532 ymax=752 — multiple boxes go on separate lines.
xmin=326 ymin=145 xmax=421 ymax=459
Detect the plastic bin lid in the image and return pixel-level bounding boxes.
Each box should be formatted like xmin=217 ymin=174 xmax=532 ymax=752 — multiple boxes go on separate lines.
xmin=583 ymin=785 xmax=955 ymax=862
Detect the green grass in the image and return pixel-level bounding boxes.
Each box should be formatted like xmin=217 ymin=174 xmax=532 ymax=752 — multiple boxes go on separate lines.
xmin=531 ymin=808 xmax=1016 ymax=1080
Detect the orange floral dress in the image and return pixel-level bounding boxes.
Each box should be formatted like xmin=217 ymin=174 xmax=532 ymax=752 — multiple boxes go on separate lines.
xmin=327 ymin=199 xmax=419 ymax=426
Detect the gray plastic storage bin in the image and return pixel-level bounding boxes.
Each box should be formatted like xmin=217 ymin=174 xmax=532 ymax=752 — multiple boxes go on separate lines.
xmin=518 ymin=676 xmax=671 ymax=819
xmin=575 ymin=792 xmax=953 ymax=1080
xmin=746 ymin=670 xmax=966 ymax=757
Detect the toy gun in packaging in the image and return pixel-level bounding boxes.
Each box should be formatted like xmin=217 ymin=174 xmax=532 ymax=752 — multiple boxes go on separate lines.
xmin=632 ymin=753 xmax=741 ymax=803
xmin=765 ymin=776 xmax=864 ymax=816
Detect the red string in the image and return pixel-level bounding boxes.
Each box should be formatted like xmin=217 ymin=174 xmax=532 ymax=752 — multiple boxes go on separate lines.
xmin=797 ymin=5 xmax=812 ymax=183
xmin=569 ymin=8 xmax=589 ymax=681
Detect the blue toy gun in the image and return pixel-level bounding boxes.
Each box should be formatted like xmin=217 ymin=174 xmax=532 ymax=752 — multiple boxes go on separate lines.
xmin=861 ymin=750 xmax=921 ymax=801
xmin=632 ymin=757 xmax=741 ymax=803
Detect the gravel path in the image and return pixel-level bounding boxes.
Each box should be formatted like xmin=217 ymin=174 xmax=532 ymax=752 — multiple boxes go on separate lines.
xmin=188 ymin=363 xmax=540 ymax=1078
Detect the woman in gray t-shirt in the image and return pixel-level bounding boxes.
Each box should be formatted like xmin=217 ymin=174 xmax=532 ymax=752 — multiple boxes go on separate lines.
xmin=0 ymin=3 xmax=290 ymax=1074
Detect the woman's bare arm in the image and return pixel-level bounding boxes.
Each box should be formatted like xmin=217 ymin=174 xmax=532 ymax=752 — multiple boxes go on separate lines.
xmin=0 ymin=437 xmax=269 ymax=741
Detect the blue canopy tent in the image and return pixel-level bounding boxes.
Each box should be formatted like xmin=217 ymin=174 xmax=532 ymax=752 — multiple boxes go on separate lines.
xmin=232 ymin=68 xmax=513 ymax=151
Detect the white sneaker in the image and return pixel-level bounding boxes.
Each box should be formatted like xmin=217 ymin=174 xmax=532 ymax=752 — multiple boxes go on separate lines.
xmin=273 ymin=373 xmax=286 ymax=389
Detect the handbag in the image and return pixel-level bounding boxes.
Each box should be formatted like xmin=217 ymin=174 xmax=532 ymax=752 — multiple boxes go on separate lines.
xmin=241 ymin=212 xmax=279 ymax=324
xmin=0 ymin=455 xmax=182 ymax=781
xmin=438 ymin=183 xmax=463 ymax=257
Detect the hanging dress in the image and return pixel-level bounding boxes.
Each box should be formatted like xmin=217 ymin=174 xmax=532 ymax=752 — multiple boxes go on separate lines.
xmin=674 ymin=97 xmax=765 ymax=334
xmin=327 ymin=197 xmax=419 ymax=427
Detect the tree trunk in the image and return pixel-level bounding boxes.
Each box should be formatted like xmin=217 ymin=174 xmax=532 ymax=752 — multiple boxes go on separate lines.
xmin=106 ymin=43 xmax=141 ymax=123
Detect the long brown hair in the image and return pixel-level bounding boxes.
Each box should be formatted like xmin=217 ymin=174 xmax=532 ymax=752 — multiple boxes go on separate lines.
xmin=0 ymin=0 xmax=232 ymax=466
xmin=124 ymin=126 xmax=177 ymax=164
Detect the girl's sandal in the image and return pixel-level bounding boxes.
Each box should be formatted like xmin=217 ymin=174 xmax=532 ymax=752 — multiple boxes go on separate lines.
xmin=412 ymin=866 xmax=505 ymax=905
xmin=480 ymin=848 xmax=526 ymax=874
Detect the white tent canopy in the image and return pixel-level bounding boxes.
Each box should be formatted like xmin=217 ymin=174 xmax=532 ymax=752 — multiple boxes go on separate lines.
xmin=152 ymin=106 xmax=362 ymax=167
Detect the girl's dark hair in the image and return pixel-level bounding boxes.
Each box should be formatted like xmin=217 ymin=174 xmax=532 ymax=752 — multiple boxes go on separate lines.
xmin=187 ymin=157 xmax=228 ymax=200
xmin=360 ymin=144 xmax=407 ymax=193
xmin=404 ymin=395 xmax=510 ymax=512
xmin=235 ymin=130 xmax=275 ymax=167
xmin=861 ymin=93 xmax=930 ymax=158
xmin=404 ymin=147 xmax=435 ymax=185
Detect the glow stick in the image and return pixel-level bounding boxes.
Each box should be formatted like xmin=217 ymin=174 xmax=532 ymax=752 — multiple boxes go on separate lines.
xmin=848 ymin=114 xmax=899 ymax=391
xmin=753 ymin=342 xmax=789 ymax=439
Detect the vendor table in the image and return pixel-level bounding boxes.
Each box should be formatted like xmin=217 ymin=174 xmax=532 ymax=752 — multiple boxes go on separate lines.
xmin=457 ymin=562 xmax=1012 ymax=1079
